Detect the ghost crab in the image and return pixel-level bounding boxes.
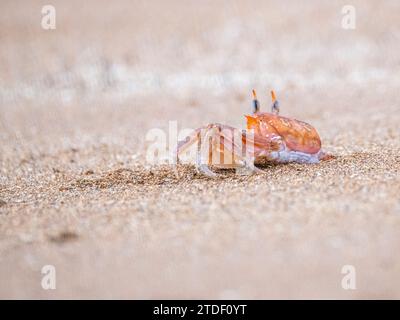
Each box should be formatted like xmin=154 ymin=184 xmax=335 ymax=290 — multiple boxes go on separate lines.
xmin=177 ymin=90 xmax=332 ymax=177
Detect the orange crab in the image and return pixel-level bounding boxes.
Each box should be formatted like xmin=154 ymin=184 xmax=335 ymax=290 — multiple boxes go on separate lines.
xmin=177 ymin=90 xmax=332 ymax=177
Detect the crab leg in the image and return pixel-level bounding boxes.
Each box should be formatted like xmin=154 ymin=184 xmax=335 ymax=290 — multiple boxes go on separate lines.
xmin=217 ymin=128 xmax=265 ymax=174
xmin=177 ymin=124 xmax=271 ymax=177
xmin=196 ymin=128 xmax=217 ymax=177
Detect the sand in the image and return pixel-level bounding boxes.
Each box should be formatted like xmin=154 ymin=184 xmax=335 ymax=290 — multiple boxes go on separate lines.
xmin=1 ymin=0 xmax=400 ymax=299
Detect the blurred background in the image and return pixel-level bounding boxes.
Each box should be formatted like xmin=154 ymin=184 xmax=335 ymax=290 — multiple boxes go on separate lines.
xmin=1 ymin=0 xmax=400 ymax=298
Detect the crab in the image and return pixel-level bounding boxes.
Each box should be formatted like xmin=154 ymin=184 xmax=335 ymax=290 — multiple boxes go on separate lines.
xmin=176 ymin=90 xmax=332 ymax=177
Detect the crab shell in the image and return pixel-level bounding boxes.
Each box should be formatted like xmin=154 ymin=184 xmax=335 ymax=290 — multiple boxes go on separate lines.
xmin=245 ymin=112 xmax=323 ymax=162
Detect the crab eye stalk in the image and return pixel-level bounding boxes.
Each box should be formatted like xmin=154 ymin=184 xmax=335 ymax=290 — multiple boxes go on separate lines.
xmin=252 ymin=89 xmax=260 ymax=114
xmin=270 ymin=90 xmax=280 ymax=115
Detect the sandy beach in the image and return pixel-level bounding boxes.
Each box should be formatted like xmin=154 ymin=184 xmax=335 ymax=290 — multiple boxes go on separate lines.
xmin=1 ymin=0 xmax=400 ymax=298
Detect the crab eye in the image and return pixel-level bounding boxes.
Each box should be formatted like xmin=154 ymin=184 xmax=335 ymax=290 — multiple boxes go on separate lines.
xmin=252 ymin=89 xmax=260 ymax=113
